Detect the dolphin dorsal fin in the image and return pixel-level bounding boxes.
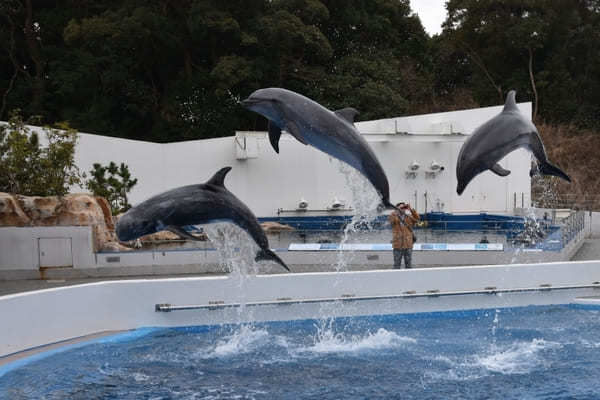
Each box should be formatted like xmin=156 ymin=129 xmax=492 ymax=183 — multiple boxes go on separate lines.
xmin=335 ymin=108 xmax=359 ymax=124
xmin=503 ymin=90 xmax=518 ymax=112
xmin=206 ymin=166 xmax=232 ymax=186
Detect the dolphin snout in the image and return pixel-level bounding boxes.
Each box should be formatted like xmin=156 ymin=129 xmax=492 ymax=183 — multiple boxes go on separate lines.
xmin=115 ymin=214 xmax=143 ymax=242
xmin=115 ymin=219 xmax=133 ymax=242
xmin=241 ymin=98 xmax=259 ymax=108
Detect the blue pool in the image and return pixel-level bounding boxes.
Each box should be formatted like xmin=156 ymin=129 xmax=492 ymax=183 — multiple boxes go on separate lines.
xmin=1 ymin=305 xmax=599 ymax=399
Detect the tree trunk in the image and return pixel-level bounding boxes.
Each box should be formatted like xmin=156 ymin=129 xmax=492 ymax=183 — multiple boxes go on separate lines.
xmin=1 ymin=28 xmax=19 ymax=119
xmin=528 ymin=47 xmax=539 ymax=120
xmin=22 ymin=0 xmax=46 ymax=113
xmin=462 ymin=42 xmax=503 ymax=103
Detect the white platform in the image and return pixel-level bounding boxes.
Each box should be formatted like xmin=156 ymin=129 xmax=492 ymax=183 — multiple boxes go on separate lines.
xmin=1 ymin=260 xmax=599 ymax=358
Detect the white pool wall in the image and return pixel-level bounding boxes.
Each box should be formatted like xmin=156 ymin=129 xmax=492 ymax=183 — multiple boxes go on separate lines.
xmin=0 ymin=224 xmax=586 ymax=279
xmin=1 ymin=260 xmax=599 ymax=357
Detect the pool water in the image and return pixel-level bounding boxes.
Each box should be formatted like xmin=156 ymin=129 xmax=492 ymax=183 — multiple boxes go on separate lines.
xmin=1 ymin=305 xmax=599 ymax=399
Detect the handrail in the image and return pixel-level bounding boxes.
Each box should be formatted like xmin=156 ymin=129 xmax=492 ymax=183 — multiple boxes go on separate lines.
xmin=155 ymin=282 xmax=600 ymax=312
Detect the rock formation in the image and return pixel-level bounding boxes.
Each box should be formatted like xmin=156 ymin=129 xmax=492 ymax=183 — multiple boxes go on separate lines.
xmin=0 ymin=192 xmax=128 ymax=252
xmin=0 ymin=192 xmax=295 ymax=252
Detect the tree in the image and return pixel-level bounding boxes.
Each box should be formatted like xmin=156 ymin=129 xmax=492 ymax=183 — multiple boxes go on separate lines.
xmin=442 ymin=0 xmax=600 ymax=126
xmin=85 ymin=161 xmax=137 ymax=214
xmin=1 ymin=1 xmax=598 ymax=138
xmin=0 ymin=111 xmax=81 ymax=196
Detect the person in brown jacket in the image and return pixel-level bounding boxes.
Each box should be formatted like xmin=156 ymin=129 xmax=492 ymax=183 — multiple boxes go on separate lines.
xmin=389 ymin=202 xmax=420 ymax=269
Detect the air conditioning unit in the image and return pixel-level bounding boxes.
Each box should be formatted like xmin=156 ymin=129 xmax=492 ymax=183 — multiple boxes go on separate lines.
xmin=430 ymin=160 xmax=444 ymax=171
xmin=328 ymin=197 xmax=345 ymax=211
xmin=297 ymin=198 xmax=308 ymax=210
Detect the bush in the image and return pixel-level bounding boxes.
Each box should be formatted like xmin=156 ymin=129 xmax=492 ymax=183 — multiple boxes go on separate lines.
xmin=0 ymin=112 xmax=82 ymax=196
xmin=85 ymin=162 xmax=137 ymax=215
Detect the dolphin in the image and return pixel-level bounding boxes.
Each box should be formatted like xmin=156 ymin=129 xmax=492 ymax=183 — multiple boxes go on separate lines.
xmin=241 ymin=88 xmax=398 ymax=210
xmin=456 ymin=90 xmax=570 ymax=195
xmin=115 ymin=167 xmax=290 ymax=271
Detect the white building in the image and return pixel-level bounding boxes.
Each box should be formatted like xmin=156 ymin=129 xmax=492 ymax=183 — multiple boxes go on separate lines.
xmin=11 ymin=101 xmax=533 ymax=217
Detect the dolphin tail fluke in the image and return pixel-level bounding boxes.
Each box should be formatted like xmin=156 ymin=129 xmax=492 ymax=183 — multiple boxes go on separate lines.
xmin=381 ymin=200 xmax=401 ymax=212
xmin=538 ymin=161 xmax=571 ymax=183
xmin=255 ymin=249 xmax=291 ymax=272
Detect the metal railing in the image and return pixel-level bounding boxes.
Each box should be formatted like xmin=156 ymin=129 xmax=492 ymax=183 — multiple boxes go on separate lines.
xmin=560 ymin=210 xmax=586 ymax=247
xmin=155 ymin=282 xmax=600 ymax=312
xmin=128 ymin=214 xmax=585 ymax=252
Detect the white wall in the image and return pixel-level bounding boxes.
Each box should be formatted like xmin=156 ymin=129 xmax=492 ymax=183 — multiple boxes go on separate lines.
xmin=355 ymin=102 xmax=532 ymax=135
xmin=0 ymin=227 xmax=94 ymax=271
xmin=588 ymin=212 xmax=600 ymax=238
xmin=1 ymin=260 xmax=599 ymax=357
xmin=10 ymin=102 xmax=532 ymax=217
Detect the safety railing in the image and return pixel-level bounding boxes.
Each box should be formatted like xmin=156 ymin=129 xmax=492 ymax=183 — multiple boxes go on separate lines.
xmin=560 ymin=210 xmax=586 ymax=247
xmin=131 ymin=215 xmax=584 ymax=252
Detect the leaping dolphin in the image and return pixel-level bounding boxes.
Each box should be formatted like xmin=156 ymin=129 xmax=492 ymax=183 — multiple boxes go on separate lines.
xmin=241 ymin=88 xmax=397 ymax=210
xmin=456 ymin=90 xmax=570 ymax=195
xmin=115 ymin=167 xmax=290 ymax=271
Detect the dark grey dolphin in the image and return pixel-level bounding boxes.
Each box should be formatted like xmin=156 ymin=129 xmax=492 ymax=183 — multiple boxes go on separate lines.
xmin=456 ymin=90 xmax=570 ymax=195
xmin=115 ymin=167 xmax=289 ymax=271
xmin=241 ymin=88 xmax=397 ymax=210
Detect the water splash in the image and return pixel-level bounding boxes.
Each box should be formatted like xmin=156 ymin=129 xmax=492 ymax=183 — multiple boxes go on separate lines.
xmin=427 ymin=338 xmax=562 ymax=382
xmin=338 ymin=162 xmax=382 ymax=220
xmin=202 ymin=222 xmax=260 ymax=317
xmin=335 ymin=161 xmax=382 ymax=272
xmin=475 ymin=339 xmax=561 ymax=374
xmin=203 ymin=325 xmax=272 ymax=358
xmin=491 ymin=309 xmax=500 ymax=345
xmin=203 ymin=222 xmax=259 ymax=277
xmin=301 ymin=321 xmax=415 ymax=354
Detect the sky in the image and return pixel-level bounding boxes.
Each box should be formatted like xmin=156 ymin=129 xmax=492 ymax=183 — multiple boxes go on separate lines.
xmin=410 ymin=0 xmax=447 ymax=35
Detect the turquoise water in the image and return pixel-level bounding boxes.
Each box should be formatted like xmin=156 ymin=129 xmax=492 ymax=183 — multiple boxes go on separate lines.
xmin=1 ymin=305 xmax=599 ymax=399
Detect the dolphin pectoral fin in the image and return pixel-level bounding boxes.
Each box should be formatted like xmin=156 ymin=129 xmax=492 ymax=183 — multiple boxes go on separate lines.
xmin=538 ymin=162 xmax=571 ymax=182
xmin=268 ymin=121 xmax=282 ymax=153
xmin=255 ymin=249 xmax=291 ymax=272
xmin=285 ymin=121 xmax=308 ymax=145
xmin=334 ymin=107 xmax=359 ymax=124
xmin=206 ymin=166 xmax=232 ymax=187
xmin=166 ymin=225 xmax=201 ymax=241
xmin=490 ymin=163 xmax=511 ymax=177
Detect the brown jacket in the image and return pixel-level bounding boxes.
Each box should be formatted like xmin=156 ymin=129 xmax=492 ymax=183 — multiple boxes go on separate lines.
xmin=389 ymin=207 xmax=420 ymax=249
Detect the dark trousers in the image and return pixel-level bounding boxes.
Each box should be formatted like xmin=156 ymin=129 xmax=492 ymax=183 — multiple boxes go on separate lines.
xmin=393 ymin=248 xmax=412 ymax=269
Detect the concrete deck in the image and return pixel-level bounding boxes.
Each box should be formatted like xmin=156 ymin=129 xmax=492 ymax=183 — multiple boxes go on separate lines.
xmin=572 ymin=239 xmax=600 ymax=261
xmin=1 ymin=239 xmax=598 ymax=297
xmin=0 ymin=273 xmax=224 ymax=297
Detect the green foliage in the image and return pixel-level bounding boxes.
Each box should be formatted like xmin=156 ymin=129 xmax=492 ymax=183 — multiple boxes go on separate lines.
xmin=1 ymin=0 xmax=599 ymax=139
xmin=444 ymin=0 xmax=600 ymax=126
xmin=0 ymin=111 xmax=81 ymax=196
xmin=85 ymin=162 xmax=138 ymax=215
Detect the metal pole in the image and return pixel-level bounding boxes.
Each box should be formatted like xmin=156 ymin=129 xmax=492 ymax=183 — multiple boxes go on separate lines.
xmin=521 ymin=193 xmax=524 ymax=208
xmin=414 ymin=190 xmax=418 ymax=213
